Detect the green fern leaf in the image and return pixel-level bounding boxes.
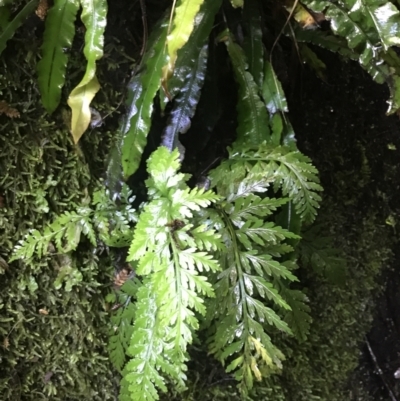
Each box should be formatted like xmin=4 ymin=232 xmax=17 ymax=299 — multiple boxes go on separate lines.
xmin=303 ymin=0 xmax=400 ymax=113
xmin=280 ymin=286 xmax=312 ymax=342
xmin=224 ymin=30 xmax=270 ymax=146
xmin=261 ymin=60 xmax=288 ymax=115
xmin=161 ymin=44 xmax=208 ymax=151
xmin=124 ymin=147 xmax=221 ymax=399
xmin=109 ymin=281 xmax=141 ymax=371
xmin=37 ymin=0 xmax=79 ymax=113
xmin=207 ymin=204 xmax=295 ymax=390
xmin=67 ymin=0 xmax=107 ymax=143
xmin=162 ymin=0 xmax=205 ymax=82
xmin=0 ymin=5 xmax=10 ymax=32
xmin=242 ymin=0 xmax=264 ymax=88
xmin=0 ymin=0 xmax=38 ymax=55
xmin=292 ymin=26 xmax=358 ymax=60
xmin=160 ymin=0 xmax=221 ymax=109
xmin=229 ymin=195 xmax=289 ymax=226
xmin=240 ymin=251 xmax=298 ymax=281
xmin=121 ymin=280 xmax=180 ymax=401
xmin=121 ymin=18 xmax=168 ymax=179
xmin=227 ymin=144 xmax=323 ymax=223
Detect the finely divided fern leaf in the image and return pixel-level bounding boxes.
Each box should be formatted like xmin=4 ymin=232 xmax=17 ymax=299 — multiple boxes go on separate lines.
xmin=206 ymin=159 xmax=301 ymax=392
xmin=124 ymin=146 xmax=221 ymax=401
xmin=220 ymin=144 xmax=323 ymax=223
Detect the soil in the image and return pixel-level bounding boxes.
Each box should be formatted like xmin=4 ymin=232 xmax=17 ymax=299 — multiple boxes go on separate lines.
xmin=287 ymin=49 xmax=400 ymax=400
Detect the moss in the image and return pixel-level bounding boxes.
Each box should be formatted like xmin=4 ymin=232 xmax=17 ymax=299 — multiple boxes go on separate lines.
xmin=0 ymin=30 xmax=121 ymax=401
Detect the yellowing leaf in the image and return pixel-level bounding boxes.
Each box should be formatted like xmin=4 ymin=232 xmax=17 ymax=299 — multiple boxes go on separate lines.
xmin=284 ymin=0 xmax=319 ymax=30
xmin=67 ymin=76 xmax=100 ymax=143
xmin=230 ymin=0 xmax=243 ymax=7
xmin=66 ymin=0 xmax=107 ymax=143
xmin=162 ymin=0 xmax=204 ymax=83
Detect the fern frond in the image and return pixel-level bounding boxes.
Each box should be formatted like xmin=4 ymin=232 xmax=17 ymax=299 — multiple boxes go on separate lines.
xmin=242 ymin=0 xmax=263 ymax=88
xmin=163 ymin=0 xmax=205 ymax=82
xmin=11 ymin=208 xmax=93 ymax=261
xmin=206 ymin=165 xmax=299 ymax=391
xmin=279 ymin=285 xmax=312 ymax=342
xmin=301 ymin=0 xmax=400 ymax=113
xmin=124 ymin=146 xmax=221 ymax=399
xmin=214 ymin=143 xmax=323 ymax=223
xmin=67 ymin=0 xmax=107 ymax=143
xmin=0 ymin=0 xmax=38 ymax=55
xmin=12 ymin=185 xmax=136 ymax=261
xmin=37 ymin=0 xmax=79 ymax=113
xmin=160 ymin=0 xmax=221 ymax=109
xmin=224 ymin=30 xmax=270 ymax=146
xmin=120 ymin=280 xmax=183 ymax=401
xmin=121 ymin=17 xmax=169 ymax=178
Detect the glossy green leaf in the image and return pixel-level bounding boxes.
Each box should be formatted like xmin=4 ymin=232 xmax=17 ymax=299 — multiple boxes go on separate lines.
xmin=67 ymin=0 xmax=107 ymax=143
xmin=37 ymin=0 xmax=79 ymax=113
xmin=121 ymin=18 xmax=168 ymax=179
xmin=160 ymin=0 xmax=222 ymax=109
xmin=303 ymin=0 xmax=400 ymax=113
xmin=292 ymin=26 xmax=358 ymax=60
xmin=261 ymin=60 xmax=288 ymax=115
xmin=163 ymin=0 xmax=205 ymax=82
xmin=161 ymin=45 xmax=208 ymax=151
xmin=225 ymin=32 xmax=270 ymax=146
xmin=0 ymin=0 xmax=38 ymax=55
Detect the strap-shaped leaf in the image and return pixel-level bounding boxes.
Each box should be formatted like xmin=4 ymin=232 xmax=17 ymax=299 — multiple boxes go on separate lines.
xmin=0 ymin=0 xmax=38 ymax=55
xmin=292 ymin=26 xmax=358 ymax=60
xmin=161 ymin=45 xmax=208 ymax=151
xmin=120 ymin=18 xmax=168 ymax=179
xmin=67 ymin=0 xmax=107 ymax=143
xmin=262 ymin=61 xmax=288 ymax=115
xmin=225 ymin=32 xmax=270 ymax=146
xmin=0 ymin=5 xmax=10 ymax=30
xmin=160 ymin=0 xmax=221 ymax=109
xmin=303 ymin=0 xmax=400 ymax=113
xmin=242 ymin=0 xmax=264 ymax=88
xmin=162 ymin=0 xmax=205 ymax=82
xmin=37 ymin=0 xmax=79 ymax=113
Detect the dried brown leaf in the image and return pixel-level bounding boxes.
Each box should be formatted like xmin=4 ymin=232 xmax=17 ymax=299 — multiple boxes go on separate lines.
xmin=0 ymin=101 xmax=20 ymax=118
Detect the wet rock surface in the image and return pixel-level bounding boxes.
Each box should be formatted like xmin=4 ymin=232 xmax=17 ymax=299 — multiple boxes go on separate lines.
xmin=287 ymin=49 xmax=400 ymax=400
